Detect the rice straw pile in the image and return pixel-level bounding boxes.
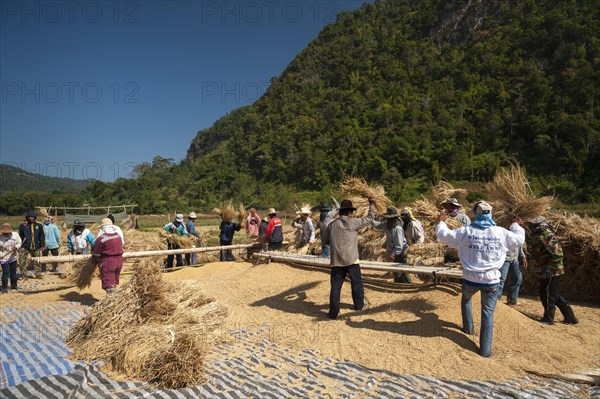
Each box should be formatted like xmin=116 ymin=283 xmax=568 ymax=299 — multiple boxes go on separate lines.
xmin=65 ymin=258 xmax=99 ymax=290
xmin=487 ymin=163 xmax=553 ymax=227
xmin=411 ymin=181 xmax=465 ymax=241
xmin=67 ymin=259 xmax=228 ymax=388
xmin=159 ymin=229 xmax=195 ymax=248
xmin=405 ymin=242 xmax=445 ymax=266
xmin=517 ymin=210 xmax=600 ymax=302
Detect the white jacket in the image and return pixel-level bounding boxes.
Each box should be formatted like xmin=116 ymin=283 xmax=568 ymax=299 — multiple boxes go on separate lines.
xmin=435 ymin=222 xmax=525 ymax=284
xmin=0 ymin=232 xmax=22 ymax=264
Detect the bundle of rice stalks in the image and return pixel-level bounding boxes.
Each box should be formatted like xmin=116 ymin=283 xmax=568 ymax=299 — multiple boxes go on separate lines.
xmin=159 ymin=229 xmax=194 ymax=248
xmin=213 ymin=201 xmax=236 ymax=223
xmin=340 ymin=177 xmax=391 ymax=216
xmin=405 ymin=242 xmax=445 ymax=266
xmin=68 ymin=259 xmax=228 ymax=388
xmin=36 ymin=207 xmax=50 ymax=218
xmin=431 ymin=181 xmax=467 ymax=204
xmin=124 ymin=229 xmax=164 ymax=252
xmin=487 ymin=163 xmax=553 ymax=227
xmin=358 ymin=229 xmax=387 ymax=261
xmin=236 ymin=203 xmax=246 ymax=226
xmin=411 ymin=197 xmax=463 ymax=241
xmin=66 ymin=258 xmax=99 ymax=290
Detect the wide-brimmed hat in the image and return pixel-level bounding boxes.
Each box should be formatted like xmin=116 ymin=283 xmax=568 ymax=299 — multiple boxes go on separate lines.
xmin=266 ymin=208 xmax=277 ymax=216
xmin=320 ymin=204 xmax=331 ymax=212
xmin=188 ymin=212 xmax=197 ymax=219
xmin=175 ymin=213 xmax=184 ymax=223
xmin=100 ymin=218 xmax=113 ymax=226
xmin=474 ymin=201 xmax=493 ymax=214
xmin=1 ymin=223 xmax=12 ymax=234
xmin=441 ymin=198 xmax=462 ymax=208
xmin=382 ymin=206 xmax=401 ymax=219
xmin=296 ymin=207 xmax=311 ymax=216
xmin=338 ymin=199 xmax=357 ymax=212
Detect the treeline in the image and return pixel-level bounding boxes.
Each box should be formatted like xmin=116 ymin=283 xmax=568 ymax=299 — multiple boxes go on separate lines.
xmin=1 ymin=0 xmax=599 ymax=214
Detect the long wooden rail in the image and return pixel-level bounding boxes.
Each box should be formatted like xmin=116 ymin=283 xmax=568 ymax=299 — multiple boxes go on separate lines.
xmin=252 ymin=251 xmax=463 ymax=279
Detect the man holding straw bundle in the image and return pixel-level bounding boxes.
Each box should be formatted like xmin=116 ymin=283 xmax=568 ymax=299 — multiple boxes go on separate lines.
xmin=436 ymin=201 xmax=524 ymax=357
xmin=322 ymin=199 xmax=376 ymax=320
xmin=92 ymin=218 xmax=124 ymax=294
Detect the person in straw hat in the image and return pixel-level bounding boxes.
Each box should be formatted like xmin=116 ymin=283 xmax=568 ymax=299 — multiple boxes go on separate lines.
xmin=0 ymin=223 xmax=22 ymax=293
xmin=163 ymin=213 xmax=188 ymax=268
xmin=42 ymin=216 xmax=61 ymax=273
xmin=185 ymin=212 xmax=200 ymax=266
xmin=92 ymin=218 xmax=124 ymax=294
xmin=18 ymin=209 xmax=45 ymax=279
xmin=441 ymin=198 xmax=471 ymax=226
xmin=373 ymin=207 xmax=410 ymax=283
xmin=526 ymin=216 xmax=578 ymax=325
xmin=292 ymin=207 xmax=316 ymax=251
xmin=436 ymin=201 xmax=524 ymax=357
xmin=265 ymin=208 xmax=283 ymax=251
xmin=321 ymin=199 xmax=376 ymax=320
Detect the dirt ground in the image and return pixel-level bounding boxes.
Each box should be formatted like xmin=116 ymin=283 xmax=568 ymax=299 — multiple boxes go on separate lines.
xmin=1 ymin=258 xmax=598 ymax=382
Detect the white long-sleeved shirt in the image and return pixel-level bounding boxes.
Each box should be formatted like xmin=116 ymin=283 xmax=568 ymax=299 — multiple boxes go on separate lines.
xmin=435 ymin=222 xmax=525 ymax=285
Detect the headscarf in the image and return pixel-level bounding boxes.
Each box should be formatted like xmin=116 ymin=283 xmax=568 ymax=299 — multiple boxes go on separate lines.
xmin=470 ymin=212 xmax=497 ymax=230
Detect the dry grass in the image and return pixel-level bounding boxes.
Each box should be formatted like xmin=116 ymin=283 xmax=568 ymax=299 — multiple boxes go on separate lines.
xmin=66 ymin=258 xmax=99 ymax=290
xmin=67 ymin=259 xmax=228 ymax=388
xmin=340 ymin=177 xmax=392 ymax=216
xmin=487 ymin=163 xmax=553 ymax=227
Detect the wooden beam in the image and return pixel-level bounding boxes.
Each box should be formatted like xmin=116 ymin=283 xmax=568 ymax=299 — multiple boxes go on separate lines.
xmin=34 ymin=243 xmax=256 ymax=264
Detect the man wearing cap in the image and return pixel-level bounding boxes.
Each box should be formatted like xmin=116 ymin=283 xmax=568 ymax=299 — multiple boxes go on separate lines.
xmin=163 ymin=214 xmax=188 ymax=268
xmin=373 ymin=207 xmax=409 ymax=283
xmin=18 ymin=210 xmax=45 ymax=279
xmin=185 ymin=212 xmax=200 ymax=265
xmin=42 ymin=216 xmax=61 ymax=273
xmin=0 ymin=223 xmax=22 ymax=292
xmin=436 ymin=201 xmax=524 ymax=357
xmin=400 ymin=208 xmax=425 ymax=245
xmin=321 ymin=199 xmax=376 ymax=320
xmin=292 ymin=207 xmax=316 ymax=253
xmin=92 ymin=218 xmax=124 ymax=294
xmin=526 ymin=216 xmax=578 ymax=325
xmin=441 ymin=198 xmax=471 ymax=226
xmin=265 ymin=208 xmax=283 ymax=251
xmin=67 ymin=220 xmax=96 ymax=255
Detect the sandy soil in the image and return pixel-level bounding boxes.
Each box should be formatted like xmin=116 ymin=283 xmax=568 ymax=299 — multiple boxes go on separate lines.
xmin=1 ymin=260 xmax=598 ymax=382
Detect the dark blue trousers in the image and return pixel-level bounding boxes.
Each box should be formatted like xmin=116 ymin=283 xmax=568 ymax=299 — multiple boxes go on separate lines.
xmin=329 ymin=264 xmax=364 ymax=319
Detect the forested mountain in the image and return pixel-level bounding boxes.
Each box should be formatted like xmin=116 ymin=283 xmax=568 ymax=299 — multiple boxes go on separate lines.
xmin=1 ymin=0 xmax=598 ymax=214
xmin=0 ymin=164 xmax=90 ymax=192
xmin=186 ymin=0 xmax=599 ymax=203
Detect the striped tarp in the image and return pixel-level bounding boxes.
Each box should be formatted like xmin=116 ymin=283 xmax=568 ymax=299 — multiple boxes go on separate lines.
xmin=1 ymin=304 xmax=597 ymax=398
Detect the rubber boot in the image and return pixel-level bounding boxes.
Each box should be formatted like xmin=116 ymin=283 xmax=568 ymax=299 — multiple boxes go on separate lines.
xmin=540 ymin=307 xmax=555 ymax=325
xmin=10 ymin=278 xmax=19 ymax=290
xmin=558 ymin=304 xmax=579 ymax=325
xmin=1 ymin=280 xmax=8 ymax=294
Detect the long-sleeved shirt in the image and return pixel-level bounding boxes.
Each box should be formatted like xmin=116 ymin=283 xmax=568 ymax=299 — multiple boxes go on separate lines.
xmin=404 ymin=220 xmax=425 ymax=245
xmin=186 ymin=220 xmax=199 ymax=237
xmin=163 ymin=222 xmax=187 ymax=236
xmin=435 ymin=222 xmax=525 ymax=285
xmin=527 ymin=227 xmax=564 ymax=276
xmin=322 ymin=205 xmax=375 ymax=267
xmin=293 ymin=218 xmax=315 ymax=246
xmin=67 ymin=229 xmax=96 ymax=253
xmin=43 ymin=223 xmax=61 ymax=250
xmin=246 ymin=214 xmax=261 ymax=235
xmin=373 ymin=220 xmax=407 ymax=258
xmin=19 ymin=221 xmax=45 ymax=251
xmin=0 ymin=232 xmax=22 ymax=264
xmin=219 ymin=221 xmax=241 ymax=242
xmin=266 ymin=217 xmax=283 ymax=243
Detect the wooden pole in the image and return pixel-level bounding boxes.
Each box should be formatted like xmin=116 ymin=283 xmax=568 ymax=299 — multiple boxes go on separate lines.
xmin=34 ymin=243 xmax=257 ymax=264
xmin=252 ymin=252 xmax=463 ymax=279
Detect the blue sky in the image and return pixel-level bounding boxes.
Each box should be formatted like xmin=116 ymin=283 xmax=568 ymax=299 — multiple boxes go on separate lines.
xmin=1 ymin=0 xmax=367 ymax=181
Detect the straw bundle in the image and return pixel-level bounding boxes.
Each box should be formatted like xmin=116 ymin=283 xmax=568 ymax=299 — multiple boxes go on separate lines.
xmin=340 ymin=177 xmax=392 ymax=216
xmin=431 ymin=181 xmax=467 ymax=204
xmin=411 ymin=197 xmax=463 ymax=241
xmin=159 ymin=230 xmax=194 ymax=248
xmin=124 ymin=229 xmax=164 ymax=252
xmin=487 ymin=164 xmax=553 ymax=227
xmin=68 ymin=259 xmax=228 ymax=388
xmin=405 ymin=242 xmax=445 ymax=266
xmin=66 ymin=258 xmax=99 ymax=290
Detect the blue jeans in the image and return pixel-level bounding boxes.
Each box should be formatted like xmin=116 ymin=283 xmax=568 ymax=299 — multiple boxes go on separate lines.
xmin=321 ymin=245 xmax=330 ymax=257
xmin=498 ymin=259 xmax=522 ymax=303
xmin=461 ymin=281 xmax=499 ymax=357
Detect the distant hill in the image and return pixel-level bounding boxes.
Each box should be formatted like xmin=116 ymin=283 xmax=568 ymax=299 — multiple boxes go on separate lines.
xmin=0 ymin=164 xmax=91 ymax=192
